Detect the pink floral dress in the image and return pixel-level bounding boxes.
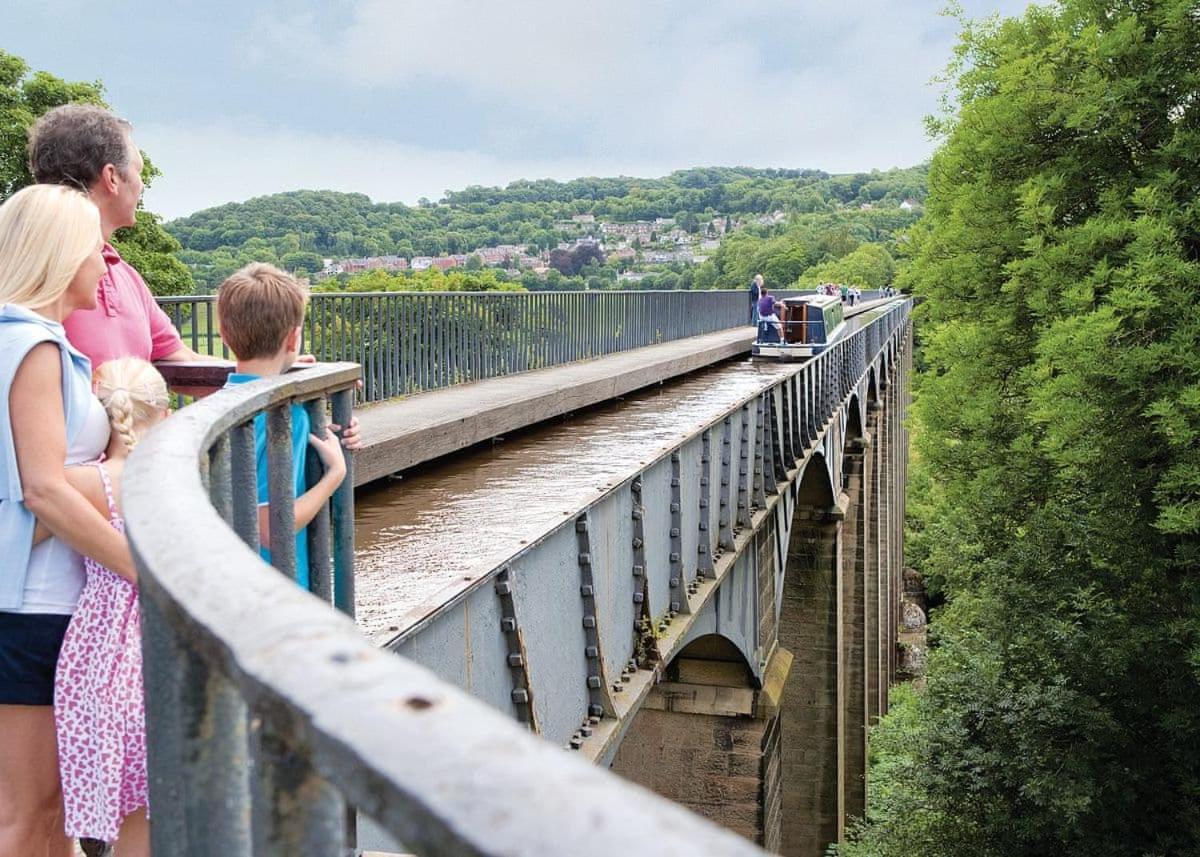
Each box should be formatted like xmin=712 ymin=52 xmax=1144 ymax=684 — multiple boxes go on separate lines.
xmin=54 ymin=460 xmax=148 ymax=841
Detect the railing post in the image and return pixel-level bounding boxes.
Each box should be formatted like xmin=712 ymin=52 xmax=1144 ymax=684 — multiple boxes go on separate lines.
xmin=231 ymin=421 xmax=260 ymax=550
xmin=331 ymin=387 xmax=356 ymax=617
xmin=266 ymin=403 xmax=297 ymax=580
xmin=305 ymin=397 xmax=335 ymax=604
xmin=249 ymin=713 xmax=349 ymax=857
xmin=142 ymin=591 xmax=252 ymax=856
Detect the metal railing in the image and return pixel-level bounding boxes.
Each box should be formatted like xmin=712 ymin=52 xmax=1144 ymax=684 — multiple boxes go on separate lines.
xmin=158 ymin=290 xmax=755 ymax=404
xmin=124 ymin=361 xmax=768 ymax=856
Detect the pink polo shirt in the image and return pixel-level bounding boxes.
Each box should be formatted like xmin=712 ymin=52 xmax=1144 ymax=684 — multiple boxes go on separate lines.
xmin=64 ymin=243 xmax=184 ymax=367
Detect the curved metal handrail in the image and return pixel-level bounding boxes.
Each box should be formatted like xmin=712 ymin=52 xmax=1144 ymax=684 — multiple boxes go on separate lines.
xmin=124 ymin=362 xmax=766 ymax=855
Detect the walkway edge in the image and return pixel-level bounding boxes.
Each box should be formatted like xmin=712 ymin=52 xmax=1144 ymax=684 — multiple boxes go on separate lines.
xmin=354 ymin=326 xmax=755 ymax=485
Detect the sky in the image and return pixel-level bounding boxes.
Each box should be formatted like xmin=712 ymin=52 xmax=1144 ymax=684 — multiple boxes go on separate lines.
xmin=6 ymin=0 xmax=1031 ymax=220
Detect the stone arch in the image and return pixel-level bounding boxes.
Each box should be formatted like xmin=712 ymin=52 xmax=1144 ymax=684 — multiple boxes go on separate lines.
xmin=866 ymin=366 xmax=880 ymax=407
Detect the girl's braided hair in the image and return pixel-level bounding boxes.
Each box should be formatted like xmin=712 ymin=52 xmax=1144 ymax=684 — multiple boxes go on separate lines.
xmin=93 ymin=357 xmax=169 ymax=453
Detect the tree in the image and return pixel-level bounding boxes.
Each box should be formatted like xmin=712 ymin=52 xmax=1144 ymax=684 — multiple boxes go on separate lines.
xmin=111 ymin=210 xmax=194 ymax=297
xmin=570 ymin=242 xmax=604 ymax=272
xmin=280 ymin=251 xmax=325 ymax=275
xmin=548 ymin=248 xmax=574 ymax=276
xmin=795 ymin=244 xmax=893 ymax=290
xmin=845 ymin=3 xmax=1200 ymax=856
xmin=0 ymin=49 xmax=194 ymax=295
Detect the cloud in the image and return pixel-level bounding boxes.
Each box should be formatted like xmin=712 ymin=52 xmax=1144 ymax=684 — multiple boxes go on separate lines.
xmin=241 ymin=0 xmax=1023 ymax=171
xmin=129 ymin=0 xmax=1033 ymax=217
xmin=136 ymin=121 xmax=676 ymax=219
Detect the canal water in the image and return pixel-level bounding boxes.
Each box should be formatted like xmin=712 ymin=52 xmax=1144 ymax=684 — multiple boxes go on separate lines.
xmin=352 ymin=357 xmax=795 ymax=643
xmin=352 ymin=305 xmax=887 ymax=645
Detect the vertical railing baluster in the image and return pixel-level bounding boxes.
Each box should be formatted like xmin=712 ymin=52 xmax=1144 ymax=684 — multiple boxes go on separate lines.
xmin=231 ymin=421 xmax=260 ymax=550
xmin=205 ymin=299 xmax=215 ymax=357
xmin=266 ymin=403 xmax=297 ymax=581
xmin=249 ymin=714 xmax=348 ymax=857
xmin=208 ymin=433 xmax=233 ymax=524
xmin=304 ymin=397 xmax=334 ymax=604
xmin=142 ymin=593 xmax=252 ymax=856
xmin=331 ymin=387 xmax=356 ymax=617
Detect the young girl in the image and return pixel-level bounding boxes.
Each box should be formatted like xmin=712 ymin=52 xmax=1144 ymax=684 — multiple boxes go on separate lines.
xmin=45 ymin=357 xmax=170 ymax=857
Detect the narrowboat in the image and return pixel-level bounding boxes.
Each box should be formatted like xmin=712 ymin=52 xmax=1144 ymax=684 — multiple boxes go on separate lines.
xmin=752 ymin=294 xmax=847 ymax=359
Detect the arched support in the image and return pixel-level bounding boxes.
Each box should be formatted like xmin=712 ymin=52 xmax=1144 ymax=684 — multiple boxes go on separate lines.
xmin=838 ymin=409 xmax=870 ymax=831
xmin=610 ymin=633 xmax=791 ymax=850
xmin=775 ymin=457 xmax=841 ymax=856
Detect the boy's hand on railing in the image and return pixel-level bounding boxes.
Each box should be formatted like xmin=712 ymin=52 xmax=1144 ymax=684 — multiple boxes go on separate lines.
xmin=330 ymin=416 xmax=363 ymax=451
xmin=309 ymin=429 xmax=348 ymax=481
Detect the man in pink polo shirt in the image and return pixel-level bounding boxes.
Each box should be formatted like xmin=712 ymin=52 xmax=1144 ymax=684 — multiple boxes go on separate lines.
xmin=27 ymin=105 xmax=201 ymax=366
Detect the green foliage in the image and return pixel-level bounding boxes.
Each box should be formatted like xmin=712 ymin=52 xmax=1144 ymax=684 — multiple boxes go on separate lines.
xmin=0 ymin=50 xmax=105 ymax=198
xmin=846 ymin=3 xmax=1200 ymax=856
xmin=709 ymin=207 xmax=917 ymax=292
xmin=313 ymin=267 xmax=523 ymax=293
xmin=111 ymin=210 xmax=194 ymax=297
xmin=0 ymin=49 xmax=194 ymax=296
xmin=167 ymin=167 xmax=927 ymax=291
xmin=796 ymin=244 xmax=895 ymax=289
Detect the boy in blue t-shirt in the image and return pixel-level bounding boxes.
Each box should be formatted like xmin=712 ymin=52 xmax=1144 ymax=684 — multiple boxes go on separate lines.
xmin=217 ymin=263 xmax=346 ymax=588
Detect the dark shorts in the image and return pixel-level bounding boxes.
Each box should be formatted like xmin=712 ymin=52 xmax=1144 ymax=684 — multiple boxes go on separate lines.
xmin=0 ymin=611 xmax=71 ymax=706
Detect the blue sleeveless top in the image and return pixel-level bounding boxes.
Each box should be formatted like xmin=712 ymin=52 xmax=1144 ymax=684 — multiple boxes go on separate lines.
xmin=0 ymin=304 xmax=96 ymax=610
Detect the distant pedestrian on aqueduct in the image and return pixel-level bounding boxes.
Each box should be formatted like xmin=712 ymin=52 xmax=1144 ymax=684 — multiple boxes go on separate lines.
xmin=749 ymin=273 xmax=763 ymax=325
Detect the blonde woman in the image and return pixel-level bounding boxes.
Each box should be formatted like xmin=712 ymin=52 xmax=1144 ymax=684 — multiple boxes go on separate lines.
xmin=0 ymin=185 xmax=135 ymax=857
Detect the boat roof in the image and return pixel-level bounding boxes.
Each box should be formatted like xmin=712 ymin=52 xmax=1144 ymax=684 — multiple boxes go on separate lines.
xmin=781 ymin=294 xmax=842 ymax=307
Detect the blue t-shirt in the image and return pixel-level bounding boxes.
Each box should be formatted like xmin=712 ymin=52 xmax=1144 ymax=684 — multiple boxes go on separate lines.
xmin=225 ymin=373 xmax=311 ymax=589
